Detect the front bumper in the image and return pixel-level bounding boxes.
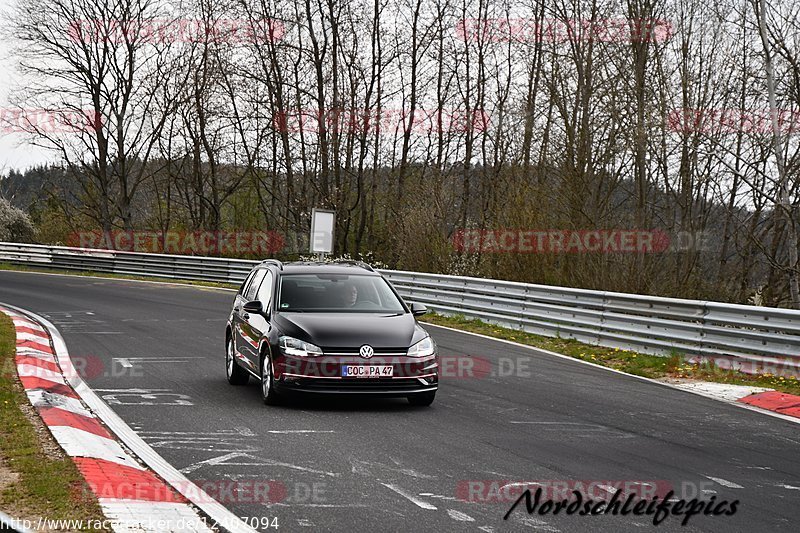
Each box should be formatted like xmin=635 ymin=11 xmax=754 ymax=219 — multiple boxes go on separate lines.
xmin=274 ymin=354 xmax=438 ymax=396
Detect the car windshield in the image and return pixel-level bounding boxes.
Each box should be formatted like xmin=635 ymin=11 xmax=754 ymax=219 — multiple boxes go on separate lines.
xmin=277 ymin=274 xmax=406 ymax=313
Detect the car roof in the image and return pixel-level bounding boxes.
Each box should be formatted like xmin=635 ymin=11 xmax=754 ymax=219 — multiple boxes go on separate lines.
xmin=261 ymin=262 xmax=381 ymax=276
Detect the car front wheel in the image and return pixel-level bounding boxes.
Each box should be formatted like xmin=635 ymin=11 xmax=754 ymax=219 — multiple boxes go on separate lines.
xmin=261 ymin=352 xmax=281 ymax=405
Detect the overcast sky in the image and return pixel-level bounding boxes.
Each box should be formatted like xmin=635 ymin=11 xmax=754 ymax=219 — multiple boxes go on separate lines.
xmin=0 ymin=0 xmax=56 ymax=173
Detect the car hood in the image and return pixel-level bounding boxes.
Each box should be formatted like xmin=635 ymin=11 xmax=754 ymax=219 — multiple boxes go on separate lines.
xmin=275 ymin=312 xmax=424 ymax=349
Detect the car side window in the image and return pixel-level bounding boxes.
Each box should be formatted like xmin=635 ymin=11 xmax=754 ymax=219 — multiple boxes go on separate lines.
xmin=256 ymin=271 xmax=274 ymax=307
xmin=239 ymin=270 xmax=256 ymax=295
xmin=245 ymin=269 xmax=267 ymax=301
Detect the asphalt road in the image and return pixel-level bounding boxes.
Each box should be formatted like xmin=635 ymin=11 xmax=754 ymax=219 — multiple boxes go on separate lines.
xmin=2 ymin=270 xmax=799 ymax=533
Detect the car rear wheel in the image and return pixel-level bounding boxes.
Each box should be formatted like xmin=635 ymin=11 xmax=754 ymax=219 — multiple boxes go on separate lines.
xmin=407 ymin=391 xmax=435 ymax=406
xmin=261 ymin=352 xmax=281 ymax=405
xmin=226 ymin=337 xmax=249 ymax=385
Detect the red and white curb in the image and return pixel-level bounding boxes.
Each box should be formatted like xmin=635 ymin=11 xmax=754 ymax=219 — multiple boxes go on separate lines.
xmin=664 ymin=381 xmax=774 ymax=403
xmin=657 ymin=380 xmax=800 ymax=420
xmin=1 ymin=304 xmax=257 ymax=533
xmin=738 ymin=390 xmax=800 ymax=418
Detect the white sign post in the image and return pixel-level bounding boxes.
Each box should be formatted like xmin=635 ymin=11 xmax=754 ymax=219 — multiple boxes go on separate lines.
xmin=310 ymin=208 xmax=335 ymax=259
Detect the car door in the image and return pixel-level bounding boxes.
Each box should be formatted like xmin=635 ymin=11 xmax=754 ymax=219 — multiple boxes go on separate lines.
xmin=236 ymin=268 xmax=267 ymax=371
xmin=232 ymin=270 xmax=256 ymax=361
xmin=242 ymin=270 xmax=275 ymax=370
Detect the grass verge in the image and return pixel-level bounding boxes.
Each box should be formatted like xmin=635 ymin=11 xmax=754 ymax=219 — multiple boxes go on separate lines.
xmin=421 ymin=313 xmax=800 ymax=396
xmin=0 ymin=313 xmax=108 ymax=530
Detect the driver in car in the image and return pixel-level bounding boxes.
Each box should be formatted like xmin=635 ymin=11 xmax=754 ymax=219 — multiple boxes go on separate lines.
xmin=342 ymin=282 xmax=358 ymax=307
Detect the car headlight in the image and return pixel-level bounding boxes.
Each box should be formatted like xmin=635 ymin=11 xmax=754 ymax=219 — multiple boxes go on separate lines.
xmin=279 ymin=336 xmax=323 ymax=357
xmin=407 ymin=336 xmax=436 ymax=358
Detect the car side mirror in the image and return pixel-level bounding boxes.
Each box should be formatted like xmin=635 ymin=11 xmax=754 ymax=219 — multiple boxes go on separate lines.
xmin=410 ymin=302 xmax=428 ymax=316
xmin=243 ymin=300 xmax=263 ymax=315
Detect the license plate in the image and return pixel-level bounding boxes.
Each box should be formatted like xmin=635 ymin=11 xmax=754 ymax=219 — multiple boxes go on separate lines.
xmin=341 ymin=365 xmax=393 ymax=378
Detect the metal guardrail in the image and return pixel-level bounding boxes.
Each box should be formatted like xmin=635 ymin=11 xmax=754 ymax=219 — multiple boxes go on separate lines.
xmin=1 ymin=242 xmax=798 ymax=372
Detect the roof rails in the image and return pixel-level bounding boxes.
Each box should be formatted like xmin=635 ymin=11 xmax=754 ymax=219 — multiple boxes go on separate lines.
xmin=331 ymin=259 xmax=374 ymax=272
xmin=260 ymin=258 xmax=283 ymax=270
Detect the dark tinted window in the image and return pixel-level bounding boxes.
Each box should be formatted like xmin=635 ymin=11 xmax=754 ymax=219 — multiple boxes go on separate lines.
xmin=278 ymin=274 xmax=405 ymax=312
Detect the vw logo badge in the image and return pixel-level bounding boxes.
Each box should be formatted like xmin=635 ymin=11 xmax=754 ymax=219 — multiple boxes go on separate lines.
xmin=359 ymin=344 xmax=374 ymax=359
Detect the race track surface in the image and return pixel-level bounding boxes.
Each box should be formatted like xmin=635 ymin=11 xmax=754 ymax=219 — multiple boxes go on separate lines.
xmin=2 ymin=270 xmax=798 ymax=532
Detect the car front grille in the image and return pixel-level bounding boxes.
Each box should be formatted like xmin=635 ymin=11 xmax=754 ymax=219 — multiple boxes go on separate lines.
xmin=322 ymin=347 xmax=409 ymax=357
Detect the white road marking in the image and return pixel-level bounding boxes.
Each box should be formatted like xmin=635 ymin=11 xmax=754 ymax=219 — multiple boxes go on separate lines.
xmin=418 ymin=493 xmax=461 ymax=501
xmin=352 ymin=458 xmax=435 ymax=479
xmin=180 ymin=452 xmax=339 ymax=477
xmin=778 ymin=484 xmax=800 ymax=490
xmin=145 ymin=438 xmax=260 ymax=453
xmin=597 ymin=484 xmax=619 ymax=495
xmin=116 ymin=358 xmax=132 ymax=368
xmin=447 ymin=509 xmax=475 ymax=522
xmin=515 ymin=516 xmax=560 ymax=531
xmin=381 ymin=483 xmax=437 ymax=510
xmin=478 ymin=527 xmax=495 ymax=533
xmin=703 ymin=476 xmax=744 ymax=489
xmin=93 ymin=388 xmax=194 ymax=406
xmin=139 ymin=428 xmax=256 ymax=437
xmin=297 ymin=519 xmax=314 ymax=527
xmin=180 ymin=452 xmax=249 ymax=474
